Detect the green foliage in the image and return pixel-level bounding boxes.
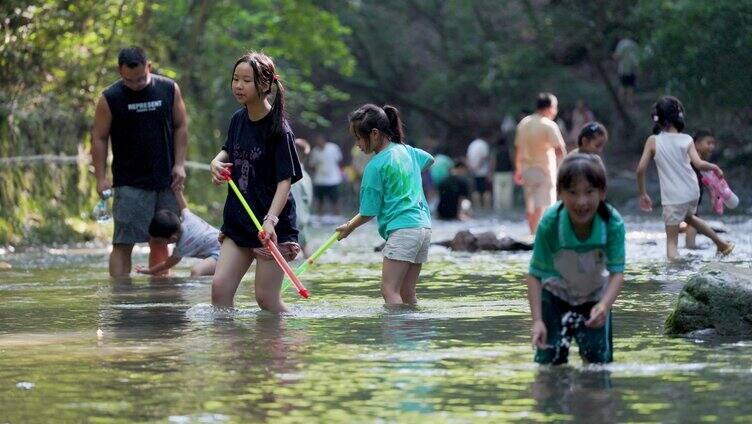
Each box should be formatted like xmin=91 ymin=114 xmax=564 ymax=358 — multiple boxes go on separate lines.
xmin=634 ymin=1 xmax=752 ymax=111
xmin=3 ymin=0 xmax=752 ymax=245
xmin=0 ymin=0 xmax=354 ymax=245
xmin=0 ymin=161 xmax=97 ymax=245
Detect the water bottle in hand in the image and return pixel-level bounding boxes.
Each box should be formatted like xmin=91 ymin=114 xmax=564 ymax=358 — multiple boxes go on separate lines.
xmin=93 ymin=189 xmax=112 ymax=223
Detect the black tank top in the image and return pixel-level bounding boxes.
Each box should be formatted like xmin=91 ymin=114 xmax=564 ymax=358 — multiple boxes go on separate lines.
xmin=103 ymin=74 xmax=175 ymax=190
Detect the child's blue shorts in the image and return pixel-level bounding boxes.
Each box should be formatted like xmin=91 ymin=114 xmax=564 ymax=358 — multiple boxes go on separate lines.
xmin=535 ymin=289 xmax=613 ymax=365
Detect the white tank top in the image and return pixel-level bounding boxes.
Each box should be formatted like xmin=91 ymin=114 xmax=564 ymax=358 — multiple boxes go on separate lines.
xmin=654 ymin=132 xmax=700 ymax=205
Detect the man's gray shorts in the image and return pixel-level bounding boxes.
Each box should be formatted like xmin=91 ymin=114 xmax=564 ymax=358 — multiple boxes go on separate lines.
xmin=112 ymin=186 xmax=179 ymax=245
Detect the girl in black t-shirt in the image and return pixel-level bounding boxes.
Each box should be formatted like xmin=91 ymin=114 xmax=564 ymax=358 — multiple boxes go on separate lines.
xmin=209 ymin=52 xmax=302 ymax=312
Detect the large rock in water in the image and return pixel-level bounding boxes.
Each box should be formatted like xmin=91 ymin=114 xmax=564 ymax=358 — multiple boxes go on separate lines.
xmin=665 ymin=264 xmax=752 ymax=336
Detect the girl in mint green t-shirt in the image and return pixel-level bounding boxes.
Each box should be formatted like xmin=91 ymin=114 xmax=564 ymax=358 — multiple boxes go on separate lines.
xmin=336 ymin=104 xmax=434 ymax=305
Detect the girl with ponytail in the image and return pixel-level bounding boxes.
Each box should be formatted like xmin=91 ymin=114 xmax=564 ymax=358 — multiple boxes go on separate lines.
xmin=636 ymin=96 xmax=733 ymax=260
xmin=336 ymin=104 xmax=434 ymax=305
xmin=209 ymin=52 xmax=303 ymax=312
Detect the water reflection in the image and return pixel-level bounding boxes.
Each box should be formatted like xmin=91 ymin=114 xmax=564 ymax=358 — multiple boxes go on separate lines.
xmin=381 ymin=307 xmax=438 ymax=415
xmin=532 ymin=367 xmax=619 ymax=423
xmin=100 ymin=277 xmax=189 ymax=340
xmin=193 ymin=313 xmax=311 ymax=420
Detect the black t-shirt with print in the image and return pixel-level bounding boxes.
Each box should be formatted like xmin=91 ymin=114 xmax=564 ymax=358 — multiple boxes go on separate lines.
xmin=103 ymin=74 xmax=175 ymax=190
xmin=221 ymin=108 xmax=302 ymax=248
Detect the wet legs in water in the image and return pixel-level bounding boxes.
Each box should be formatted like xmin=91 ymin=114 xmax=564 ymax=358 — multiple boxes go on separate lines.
xmin=381 ymin=258 xmax=422 ymax=305
xmin=668 ymin=214 xmax=732 ymax=259
xmin=212 ymin=238 xmax=253 ymax=308
xmin=109 ymin=243 xmax=133 ymax=278
xmin=527 ymin=208 xmax=544 ymax=235
xmin=684 ymin=214 xmax=733 ymax=254
xmin=148 ymin=239 xmax=170 ymax=276
xmin=190 ymin=257 xmax=217 ymax=277
xmin=211 ymin=238 xmax=288 ymax=312
xmin=665 ymin=225 xmax=681 ymax=260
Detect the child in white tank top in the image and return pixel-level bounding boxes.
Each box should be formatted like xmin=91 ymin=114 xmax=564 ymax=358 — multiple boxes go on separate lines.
xmin=635 ymin=96 xmax=733 ymax=260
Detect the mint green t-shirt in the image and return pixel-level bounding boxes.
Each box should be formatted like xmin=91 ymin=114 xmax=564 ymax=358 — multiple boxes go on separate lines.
xmin=359 ymin=142 xmax=433 ymax=239
xmin=528 ymin=201 xmax=626 ymax=303
xmin=430 ymin=154 xmax=454 ymax=187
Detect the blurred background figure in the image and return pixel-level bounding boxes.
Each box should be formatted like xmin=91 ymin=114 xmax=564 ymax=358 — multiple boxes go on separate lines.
xmin=466 ymin=134 xmax=491 ymax=210
xmin=514 ymin=93 xmax=567 ymax=234
xmin=309 ymin=134 xmax=343 ymax=216
xmin=613 ymin=37 xmax=640 ymax=105
xmin=568 ymin=100 xmax=595 ymax=147
xmin=491 ymin=134 xmax=515 ymax=211
xmin=350 ymin=143 xmax=371 ymax=196
xmin=437 ymin=159 xmax=472 ymax=221
xmin=430 ymin=147 xmax=454 ymax=211
xmin=570 ymin=122 xmax=609 ymax=156
xmin=292 ymin=138 xmax=313 ymax=257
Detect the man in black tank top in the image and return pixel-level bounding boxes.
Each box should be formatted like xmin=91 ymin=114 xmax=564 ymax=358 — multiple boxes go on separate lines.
xmin=91 ymin=47 xmax=189 ymax=277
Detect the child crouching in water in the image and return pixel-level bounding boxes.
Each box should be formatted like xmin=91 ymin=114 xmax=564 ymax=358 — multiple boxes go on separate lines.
xmin=527 ymin=154 xmax=625 ymax=365
xmin=209 ymin=52 xmax=302 ymax=312
xmin=136 ymin=188 xmax=220 ymax=276
xmin=336 ymin=104 xmax=434 ymax=305
xmin=636 ymin=96 xmax=733 ymax=260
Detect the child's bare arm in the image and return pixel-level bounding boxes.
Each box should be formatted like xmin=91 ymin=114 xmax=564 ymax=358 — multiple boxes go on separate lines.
xmin=635 ymin=136 xmax=656 ymax=196
xmin=173 ymin=188 xmax=188 ymax=212
xmin=259 ymin=178 xmax=293 ymax=244
xmin=210 ymin=150 xmax=232 ymax=185
xmin=526 ymin=275 xmax=547 ymax=347
xmin=587 ymin=272 xmax=624 ymax=328
xmin=526 ymin=275 xmax=543 ymax=321
xmin=600 ymin=272 xmax=624 ymax=309
xmin=336 ymin=214 xmax=374 ymax=239
xmin=688 ymin=143 xmax=722 ymax=175
xmin=136 ymin=255 xmax=182 ymax=275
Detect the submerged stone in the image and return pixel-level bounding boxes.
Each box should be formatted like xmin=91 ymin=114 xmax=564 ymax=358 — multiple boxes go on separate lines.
xmin=434 ymin=230 xmax=533 ymax=252
xmin=665 ymin=263 xmax=752 ymax=336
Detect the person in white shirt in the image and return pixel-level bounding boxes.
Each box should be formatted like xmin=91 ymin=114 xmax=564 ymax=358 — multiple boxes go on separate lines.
xmin=309 ymin=134 xmax=343 ymax=215
xmin=466 ymin=136 xmax=491 ymax=209
xmin=636 ymin=96 xmax=733 ymax=260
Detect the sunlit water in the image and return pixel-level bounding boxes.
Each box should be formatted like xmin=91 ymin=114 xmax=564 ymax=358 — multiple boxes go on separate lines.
xmin=2 ymin=213 xmax=752 ymax=423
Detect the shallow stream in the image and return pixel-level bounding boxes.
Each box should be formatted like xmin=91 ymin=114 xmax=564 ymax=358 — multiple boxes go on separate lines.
xmin=2 ymin=215 xmax=752 ymax=422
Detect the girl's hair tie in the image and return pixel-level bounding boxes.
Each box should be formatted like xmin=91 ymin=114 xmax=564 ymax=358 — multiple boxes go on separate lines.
xmin=273 ymin=74 xmax=280 ymax=82
xmin=653 ymin=115 xmax=659 ymax=122
xmin=585 ymin=122 xmax=600 ymax=132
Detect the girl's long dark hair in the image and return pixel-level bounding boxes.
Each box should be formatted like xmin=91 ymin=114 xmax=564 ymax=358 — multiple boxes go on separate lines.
xmin=652 ymin=96 xmax=685 ymax=135
xmin=348 ymin=104 xmax=405 ymax=152
xmin=556 ymin=153 xmax=611 ymax=222
xmin=233 ymin=51 xmax=285 ymax=140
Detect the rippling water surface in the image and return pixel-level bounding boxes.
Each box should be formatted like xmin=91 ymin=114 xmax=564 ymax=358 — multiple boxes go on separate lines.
xmin=2 ymin=214 xmax=752 ymax=422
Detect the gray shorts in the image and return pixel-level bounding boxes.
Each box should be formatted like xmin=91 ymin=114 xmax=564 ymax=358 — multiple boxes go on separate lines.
xmin=112 ymin=186 xmax=179 ymax=245
xmin=383 ymin=228 xmax=431 ymax=264
xmin=662 ymin=201 xmax=698 ymax=226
